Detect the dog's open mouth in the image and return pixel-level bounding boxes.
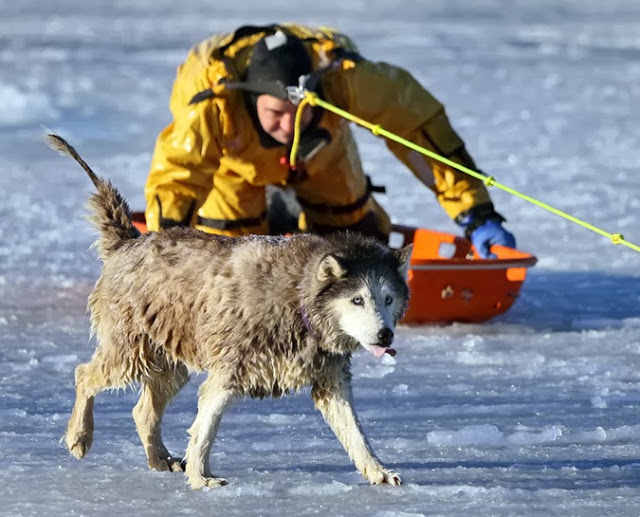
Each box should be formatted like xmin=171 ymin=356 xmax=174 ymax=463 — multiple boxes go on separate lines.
xmin=366 ymin=345 xmax=396 ymax=358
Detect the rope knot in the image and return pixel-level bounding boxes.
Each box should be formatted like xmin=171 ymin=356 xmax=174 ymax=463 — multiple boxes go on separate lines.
xmin=484 ymin=176 xmax=496 ymax=187
xmin=304 ymin=91 xmax=318 ymax=106
xmin=611 ymin=233 xmax=624 ymax=244
xmin=371 ymin=124 xmax=382 ymax=136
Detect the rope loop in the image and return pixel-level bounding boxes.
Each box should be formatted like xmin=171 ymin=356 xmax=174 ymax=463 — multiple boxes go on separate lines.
xmin=289 ymin=95 xmax=314 ymax=166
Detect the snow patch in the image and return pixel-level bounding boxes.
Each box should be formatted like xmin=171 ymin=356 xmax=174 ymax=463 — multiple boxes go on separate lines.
xmin=288 ymin=480 xmax=352 ymax=496
xmin=0 ymin=83 xmax=59 ymax=126
xmin=427 ymin=424 xmax=563 ymax=447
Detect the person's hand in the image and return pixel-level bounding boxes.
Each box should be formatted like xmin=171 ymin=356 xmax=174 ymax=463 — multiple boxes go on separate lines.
xmin=470 ymin=219 xmax=516 ymax=258
xmin=455 ymin=203 xmax=516 ymax=259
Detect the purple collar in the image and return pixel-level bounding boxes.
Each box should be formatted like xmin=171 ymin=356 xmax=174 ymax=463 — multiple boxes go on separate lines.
xmin=300 ymin=306 xmax=315 ymax=337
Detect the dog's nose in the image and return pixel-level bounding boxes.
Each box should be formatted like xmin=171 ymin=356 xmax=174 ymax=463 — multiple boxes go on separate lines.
xmin=377 ymin=327 xmax=394 ymax=346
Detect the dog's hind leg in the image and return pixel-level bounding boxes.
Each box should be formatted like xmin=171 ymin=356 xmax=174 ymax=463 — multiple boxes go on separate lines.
xmin=132 ymin=363 xmax=189 ymax=473
xmin=312 ymin=382 xmax=402 ymax=486
xmin=183 ymin=374 xmax=237 ymax=489
xmin=65 ymin=346 xmax=129 ymax=459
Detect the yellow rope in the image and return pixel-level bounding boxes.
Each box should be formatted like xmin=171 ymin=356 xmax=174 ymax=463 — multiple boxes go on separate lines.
xmin=290 ymin=91 xmax=640 ymax=254
xmin=289 ymin=96 xmax=314 ymax=167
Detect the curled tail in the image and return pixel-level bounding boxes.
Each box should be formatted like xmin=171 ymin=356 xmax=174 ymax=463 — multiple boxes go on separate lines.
xmin=46 ymin=133 xmax=140 ymax=259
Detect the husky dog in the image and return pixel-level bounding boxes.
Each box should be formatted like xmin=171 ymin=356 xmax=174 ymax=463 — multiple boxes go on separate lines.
xmin=48 ymin=133 xmax=412 ymax=490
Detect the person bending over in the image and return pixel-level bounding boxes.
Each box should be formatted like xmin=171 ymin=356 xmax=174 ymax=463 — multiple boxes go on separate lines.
xmin=144 ymin=23 xmax=515 ymax=257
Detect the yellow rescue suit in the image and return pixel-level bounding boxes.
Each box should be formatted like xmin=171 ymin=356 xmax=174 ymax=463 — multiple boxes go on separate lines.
xmin=144 ymin=24 xmax=492 ymax=236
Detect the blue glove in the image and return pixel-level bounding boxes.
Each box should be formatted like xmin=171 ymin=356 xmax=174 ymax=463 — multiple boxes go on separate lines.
xmin=455 ymin=203 xmax=516 ymax=259
xmin=470 ymin=219 xmax=516 ymax=259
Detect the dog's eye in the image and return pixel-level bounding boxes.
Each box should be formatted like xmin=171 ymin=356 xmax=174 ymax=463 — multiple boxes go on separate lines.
xmin=384 ymin=295 xmax=393 ymax=306
xmin=351 ymin=296 xmax=364 ymax=306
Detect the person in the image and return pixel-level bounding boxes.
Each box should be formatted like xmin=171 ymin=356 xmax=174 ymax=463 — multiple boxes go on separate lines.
xmin=144 ymin=23 xmax=515 ymax=257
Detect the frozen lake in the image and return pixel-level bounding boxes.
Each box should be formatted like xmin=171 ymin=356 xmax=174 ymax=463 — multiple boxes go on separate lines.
xmin=1 ymin=1 xmax=640 ymax=515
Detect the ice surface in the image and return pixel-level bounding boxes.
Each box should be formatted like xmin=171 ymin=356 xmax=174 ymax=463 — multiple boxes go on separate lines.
xmin=2 ymin=0 xmax=640 ymax=516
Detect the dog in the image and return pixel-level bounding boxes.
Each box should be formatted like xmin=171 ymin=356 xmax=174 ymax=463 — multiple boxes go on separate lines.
xmin=48 ymin=133 xmax=412 ymax=489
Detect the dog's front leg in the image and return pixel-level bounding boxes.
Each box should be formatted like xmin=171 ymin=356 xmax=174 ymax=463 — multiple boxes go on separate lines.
xmin=312 ymin=383 xmax=402 ymax=485
xmin=184 ymin=376 xmax=237 ymax=489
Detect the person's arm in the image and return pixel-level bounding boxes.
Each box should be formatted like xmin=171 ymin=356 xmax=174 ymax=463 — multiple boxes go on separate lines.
xmin=144 ymin=100 xmax=222 ymax=231
xmin=323 ymin=60 xmax=515 ymax=256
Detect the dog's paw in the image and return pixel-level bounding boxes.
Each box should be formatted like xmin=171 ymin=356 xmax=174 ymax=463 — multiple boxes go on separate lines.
xmin=168 ymin=457 xmax=186 ymax=472
xmin=187 ymin=475 xmax=228 ymax=490
xmin=149 ymin=456 xmax=185 ymax=473
xmin=381 ymin=470 xmax=402 ymax=485
xmin=65 ymin=433 xmax=92 ymax=459
xmin=369 ymin=468 xmax=402 ymax=486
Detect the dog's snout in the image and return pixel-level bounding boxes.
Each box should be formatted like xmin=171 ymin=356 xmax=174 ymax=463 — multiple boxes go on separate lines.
xmin=377 ymin=327 xmax=394 ymax=346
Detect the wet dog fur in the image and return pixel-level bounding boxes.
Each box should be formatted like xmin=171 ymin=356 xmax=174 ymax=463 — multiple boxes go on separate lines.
xmin=48 ymin=133 xmax=412 ymax=489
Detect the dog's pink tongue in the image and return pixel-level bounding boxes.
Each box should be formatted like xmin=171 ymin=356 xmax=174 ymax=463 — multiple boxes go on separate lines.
xmin=368 ymin=345 xmax=396 ymax=358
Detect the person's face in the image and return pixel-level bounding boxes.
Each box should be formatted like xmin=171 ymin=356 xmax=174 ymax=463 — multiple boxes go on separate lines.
xmin=255 ymin=94 xmax=314 ymax=146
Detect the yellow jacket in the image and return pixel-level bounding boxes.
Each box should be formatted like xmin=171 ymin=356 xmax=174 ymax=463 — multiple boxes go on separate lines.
xmin=145 ymin=24 xmax=492 ymax=235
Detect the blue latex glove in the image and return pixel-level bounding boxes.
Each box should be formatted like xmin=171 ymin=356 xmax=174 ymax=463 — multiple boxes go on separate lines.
xmin=470 ymin=219 xmax=516 ymax=259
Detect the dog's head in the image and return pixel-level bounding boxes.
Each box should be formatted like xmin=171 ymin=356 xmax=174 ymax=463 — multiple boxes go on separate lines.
xmin=304 ymin=235 xmax=412 ymax=357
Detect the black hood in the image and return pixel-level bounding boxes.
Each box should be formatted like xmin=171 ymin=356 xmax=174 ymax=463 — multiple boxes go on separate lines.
xmin=243 ymin=31 xmax=326 ymax=151
xmin=245 ymin=31 xmax=313 ymax=98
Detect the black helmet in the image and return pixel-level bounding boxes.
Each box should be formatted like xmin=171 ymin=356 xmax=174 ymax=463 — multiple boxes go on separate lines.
xmin=245 ymin=30 xmax=313 ymax=99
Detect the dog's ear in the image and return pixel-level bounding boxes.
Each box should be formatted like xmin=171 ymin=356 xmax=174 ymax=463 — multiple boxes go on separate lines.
xmin=317 ymin=253 xmax=346 ymax=282
xmin=394 ymin=244 xmax=413 ymax=279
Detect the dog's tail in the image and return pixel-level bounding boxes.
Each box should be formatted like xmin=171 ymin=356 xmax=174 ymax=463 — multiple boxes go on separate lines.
xmin=46 ymin=133 xmax=140 ymax=259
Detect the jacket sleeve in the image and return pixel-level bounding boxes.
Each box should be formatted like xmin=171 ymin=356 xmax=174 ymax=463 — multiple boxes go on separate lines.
xmin=322 ymin=60 xmax=491 ymax=220
xmin=144 ymin=90 xmax=222 ymax=232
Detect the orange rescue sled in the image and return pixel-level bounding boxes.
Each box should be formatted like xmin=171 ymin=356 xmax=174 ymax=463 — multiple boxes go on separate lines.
xmin=390 ymin=225 xmax=536 ymax=324
xmin=130 ymin=213 xmax=536 ymax=325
